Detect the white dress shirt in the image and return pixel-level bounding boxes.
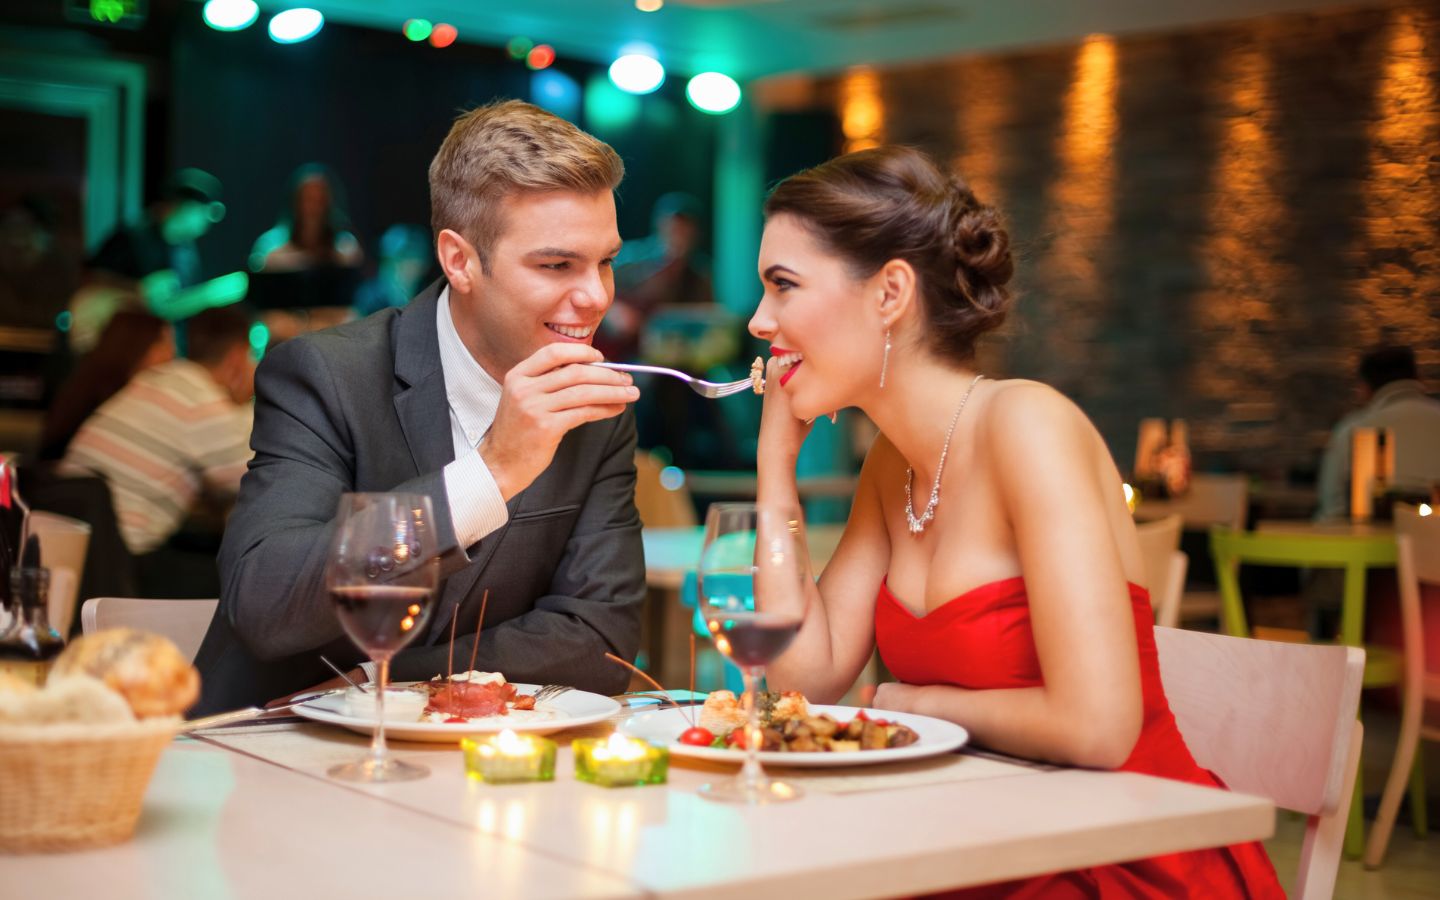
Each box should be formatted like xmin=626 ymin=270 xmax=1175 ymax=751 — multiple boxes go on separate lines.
xmin=1316 ymin=379 xmax=1440 ymax=520
xmin=437 ymin=286 xmax=511 ymax=546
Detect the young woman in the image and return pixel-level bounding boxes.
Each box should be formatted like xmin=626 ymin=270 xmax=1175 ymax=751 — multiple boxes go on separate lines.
xmin=752 ymin=145 xmax=1282 ymax=898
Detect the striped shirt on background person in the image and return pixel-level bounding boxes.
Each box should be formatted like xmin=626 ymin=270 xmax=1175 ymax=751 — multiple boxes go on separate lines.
xmin=60 ymin=357 xmax=254 ymax=555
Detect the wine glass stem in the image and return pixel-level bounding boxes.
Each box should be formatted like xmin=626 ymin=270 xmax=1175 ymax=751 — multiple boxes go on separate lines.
xmin=740 ymin=666 xmax=765 ymax=793
xmin=370 ymin=657 xmax=390 ymax=769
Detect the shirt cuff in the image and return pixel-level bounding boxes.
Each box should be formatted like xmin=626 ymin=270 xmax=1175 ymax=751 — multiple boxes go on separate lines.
xmin=443 ymin=449 xmax=509 ymax=548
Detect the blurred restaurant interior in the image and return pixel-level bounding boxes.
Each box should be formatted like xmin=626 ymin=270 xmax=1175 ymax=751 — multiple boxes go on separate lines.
xmin=3 ymin=0 xmax=1440 ymax=896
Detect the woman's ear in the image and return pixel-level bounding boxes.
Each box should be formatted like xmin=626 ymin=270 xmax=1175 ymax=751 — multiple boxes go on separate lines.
xmin=876 ymin=258 xmax=917 ymax=328
xmin=436 ymin=228 xmax=481 ymax=294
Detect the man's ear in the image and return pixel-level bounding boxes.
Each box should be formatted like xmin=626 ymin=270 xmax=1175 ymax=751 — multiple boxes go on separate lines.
xmin=436 ymin=228 xmax=482 ymax=294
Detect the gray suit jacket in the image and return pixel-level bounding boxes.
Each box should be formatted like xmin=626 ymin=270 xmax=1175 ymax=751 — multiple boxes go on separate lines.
xmin=192 ymin=282 xmax=645 ymax=715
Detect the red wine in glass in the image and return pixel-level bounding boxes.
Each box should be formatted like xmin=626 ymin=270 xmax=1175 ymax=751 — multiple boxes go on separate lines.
xmin=706 ymin=612 xmax=802 ymax=668
xmin=332 ymin=585 xmax=434 ymax=659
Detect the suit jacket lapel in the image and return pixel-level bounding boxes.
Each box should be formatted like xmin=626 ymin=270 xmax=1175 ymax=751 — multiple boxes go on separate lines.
xmin=392 ymin=281 xmax=453 ymax=479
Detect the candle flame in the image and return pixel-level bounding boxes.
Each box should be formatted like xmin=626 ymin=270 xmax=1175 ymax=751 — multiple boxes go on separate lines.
xmin=1420 ymin=503 xmax=1433 ymax=517
xmin=593 ymin=733 xmax=648 ymax=762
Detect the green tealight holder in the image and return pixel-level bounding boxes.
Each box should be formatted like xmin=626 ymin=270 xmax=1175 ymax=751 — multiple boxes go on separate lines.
xmin=572 ymin=736 xmax=669 ymax=787
xmin=461 ymin=732 xmax=557 ymax=784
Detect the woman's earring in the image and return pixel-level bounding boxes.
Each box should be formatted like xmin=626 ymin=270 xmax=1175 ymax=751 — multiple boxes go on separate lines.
xmin=879 ymin=328 xmax=892 ymax=388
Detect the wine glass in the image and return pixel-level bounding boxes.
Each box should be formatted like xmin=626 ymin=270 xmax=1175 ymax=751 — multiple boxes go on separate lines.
xmin=326 ymin=493 xmax=438 ymax=783
xmin=695 ymin=501 xmax=810 ymax=804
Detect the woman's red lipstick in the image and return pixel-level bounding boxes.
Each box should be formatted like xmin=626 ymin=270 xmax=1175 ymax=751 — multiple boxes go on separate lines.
xmin=770 ymin=346 xmax=802 ymax=387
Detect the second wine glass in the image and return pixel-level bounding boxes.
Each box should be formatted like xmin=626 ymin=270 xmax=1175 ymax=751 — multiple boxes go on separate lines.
xmin=326 ymin=492 xmax=438 ymax=783
xmin=696 ymin=501 xmax=809 ymax=804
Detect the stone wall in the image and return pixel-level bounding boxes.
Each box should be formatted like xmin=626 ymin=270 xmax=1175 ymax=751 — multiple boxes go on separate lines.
xmin=757 ymin=1 xmax=1440 ymax=477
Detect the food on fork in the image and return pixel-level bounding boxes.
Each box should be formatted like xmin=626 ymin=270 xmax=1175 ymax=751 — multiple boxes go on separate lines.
xmin=696 ymin=689 xmax=920 ymax=752
xmin=750 ymin=356 xmax=765 ymax=394
xmin=51 ymin=629 xmax=200 ymax=718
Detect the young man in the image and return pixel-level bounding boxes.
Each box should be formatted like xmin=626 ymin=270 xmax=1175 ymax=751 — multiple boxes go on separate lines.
xmin=193 ymin=101 xmax=646 ymax=714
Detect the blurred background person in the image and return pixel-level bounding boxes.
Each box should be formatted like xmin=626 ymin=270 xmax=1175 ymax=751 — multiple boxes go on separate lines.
xmin=249 ymin=163 xmax=363 ymax=273
xmin=596 ymin=192 xmax=713 ymax=362
xmin=58 ymin=305 xmax=257 ymax=599
xmin=1316 ymin=344 xmax=1440 ymax=521
xmin=81 ymin=168 xmax=247 ymax=337
xmin=352 ymin=223 xmax=432 ymax=317
xmin=39 ymin=311 xmax=173 ymax=461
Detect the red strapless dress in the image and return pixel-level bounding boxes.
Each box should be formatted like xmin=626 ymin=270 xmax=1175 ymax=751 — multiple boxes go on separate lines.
xmin=875 ymin=576 xmax=1285 ymax=899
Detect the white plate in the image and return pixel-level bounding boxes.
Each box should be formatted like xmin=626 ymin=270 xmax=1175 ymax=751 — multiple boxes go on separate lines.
xmin=293 ymin=682 xmax=620 ymax=743
xmin=620 ymin=704 xmax=969 ymax=768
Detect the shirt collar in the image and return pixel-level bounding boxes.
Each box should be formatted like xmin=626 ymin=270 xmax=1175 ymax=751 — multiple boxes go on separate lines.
xmin=436 ymin=286 xmax=502 ymax=443
xmin=1371 ymin=379 xmax=1427 ymax=408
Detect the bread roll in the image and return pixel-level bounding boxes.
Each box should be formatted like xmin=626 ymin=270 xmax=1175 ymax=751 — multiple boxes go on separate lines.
xmin=0 ymin=674 xmax=134 ymax=725
xmin=52 ymin=629 xmax=200 ymax=718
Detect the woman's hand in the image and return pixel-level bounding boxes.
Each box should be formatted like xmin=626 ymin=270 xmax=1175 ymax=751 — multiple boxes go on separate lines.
xmin=757 ymin=357 xmax=814 ymax=465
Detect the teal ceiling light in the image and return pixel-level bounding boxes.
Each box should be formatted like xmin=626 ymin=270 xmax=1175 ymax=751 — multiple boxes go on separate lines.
xmin=686 ymin=72 xmax=741 ymax=114
xmin=609 ymin=53 xmax=664 ymax=95
xmin=268 ymin=7 xmax=324 ymax=43
xmin=203 ymin=0 xmax=258 ymax=31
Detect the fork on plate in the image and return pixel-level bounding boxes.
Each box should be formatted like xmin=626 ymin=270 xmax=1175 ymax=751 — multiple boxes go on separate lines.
xmin=590 ymin=362 xmax=754 ymax=399
xmin=530 ymin=684 xmax=573 ymax=704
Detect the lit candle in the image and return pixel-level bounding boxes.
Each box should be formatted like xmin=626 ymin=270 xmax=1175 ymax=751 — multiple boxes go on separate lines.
xmin=572 ymin=733 xmax=669 ymax=787
xmin=1122 ymin=483 xmax=1138 ymax=514
xmin=462 ymin=729 xmax=556 ymax=783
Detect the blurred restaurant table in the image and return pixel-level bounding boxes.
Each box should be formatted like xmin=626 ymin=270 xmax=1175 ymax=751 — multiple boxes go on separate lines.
xmin=681 ymin=470 xmax=859 ymax=501
xmin=6 ymin=714 xmax=1275 ymax=899
xmin=642 ymin=523 xmax=846 ymax=592
xmin=1255 ymin=519 xmax=1396 ymax=538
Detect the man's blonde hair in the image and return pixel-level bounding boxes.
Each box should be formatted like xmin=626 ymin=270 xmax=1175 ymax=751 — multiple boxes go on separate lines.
xmin=429 ymin=100 xmax=625 ymax=269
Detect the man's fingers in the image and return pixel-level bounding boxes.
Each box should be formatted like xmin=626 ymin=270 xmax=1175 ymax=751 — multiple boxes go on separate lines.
xmin=545 ymin=383 xmax=640 ymax=411
xmin=556 ymin=404 xmax=631 ymax=431
xmin=508 ymin=341 xmax=605 ymax=378
xmin=529 ymin=362 xmax=633 ymax=394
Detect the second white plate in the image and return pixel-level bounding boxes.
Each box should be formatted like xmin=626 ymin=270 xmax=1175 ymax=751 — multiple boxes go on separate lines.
xmin=620 ymin=704 xmax=968 ymax=768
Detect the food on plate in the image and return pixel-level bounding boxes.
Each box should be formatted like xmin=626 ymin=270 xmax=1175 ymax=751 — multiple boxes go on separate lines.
xmin=0 ymin=674 xmax=135 ymax=725
xmin=697 ymin=690 xmax=920 ymax=753
xmin=699 ymin=689 xmax=806 ymax=734
xmin=678 ymin=725 xmax=715 ymax=746
xmin=420 ymin=671 xmax=549 ymax=723
xmin=750 ymin=356 xmax=765 ymax=394
xmin=50 ymin=629 xmax=199 ymax=718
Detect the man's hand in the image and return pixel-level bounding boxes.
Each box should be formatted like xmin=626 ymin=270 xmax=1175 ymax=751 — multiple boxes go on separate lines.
xmin=481 ymin=343 xmax=639 ymax=501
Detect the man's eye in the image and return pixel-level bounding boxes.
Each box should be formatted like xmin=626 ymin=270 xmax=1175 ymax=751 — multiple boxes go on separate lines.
xmin=541 ymin=262 xmax=569 ymax=271
xmin=600 ymin=258 xmax=615 ymax=268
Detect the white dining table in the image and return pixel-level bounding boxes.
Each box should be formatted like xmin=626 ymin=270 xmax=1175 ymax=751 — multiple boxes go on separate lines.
xmin=5 ymin=707 xmax=1276 ymax=899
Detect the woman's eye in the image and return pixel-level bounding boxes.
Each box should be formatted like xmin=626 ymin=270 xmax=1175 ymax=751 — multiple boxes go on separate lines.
xmin=774 ymin=278 xmax=796 ymax=292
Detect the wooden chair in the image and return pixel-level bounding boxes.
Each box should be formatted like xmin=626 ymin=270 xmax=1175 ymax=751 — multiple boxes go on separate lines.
xmin=1154 ymin=626 xmax=1364 ymax=899
xmin=30 ymin=510 xmax=92 ymax=636
xmin=1364 ymin=505 xmax=1440 ymax=867
xmin=1210 ymin=526 xmax=1408 ymax=858
xmin=1135 ymin=514 xmax=1188 ymax=628
xmin=80 ymin=597 xmax=218 ymax=663
xmin=1140 ymin=473 xmax=1249 ymax=624
xmin=633 ymin=451 xmax=697 ymax=529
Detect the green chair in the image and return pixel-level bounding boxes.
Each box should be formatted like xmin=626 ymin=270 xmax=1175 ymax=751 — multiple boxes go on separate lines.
xmin=1209 ymin=526 xmax=1424 ymax=860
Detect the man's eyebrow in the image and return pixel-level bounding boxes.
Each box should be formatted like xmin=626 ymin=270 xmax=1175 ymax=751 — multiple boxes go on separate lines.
xmin=763 ymin=264 xmax=799 ymax=280
xmin=524 ymin=247 xmax=583 ymax=259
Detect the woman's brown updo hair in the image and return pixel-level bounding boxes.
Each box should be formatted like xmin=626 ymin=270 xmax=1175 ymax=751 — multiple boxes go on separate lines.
xmin=763 ymin=145 xmax=1013 ymax=364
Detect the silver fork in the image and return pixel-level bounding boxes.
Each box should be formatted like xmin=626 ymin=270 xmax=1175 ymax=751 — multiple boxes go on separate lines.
xmin=590 ymin=362 xmax=754 ymax=399
xmin=531 ymin=684 xmax=572 ymax=704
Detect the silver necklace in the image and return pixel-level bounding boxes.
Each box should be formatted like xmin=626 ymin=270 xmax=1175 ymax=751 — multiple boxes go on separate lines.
xmin=904 ymin=374 xmax=985 ymax=535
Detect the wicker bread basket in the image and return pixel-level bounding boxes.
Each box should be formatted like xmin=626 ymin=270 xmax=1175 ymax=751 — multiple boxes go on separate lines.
xmin=0 ymin=717 xmax=178 ymax=852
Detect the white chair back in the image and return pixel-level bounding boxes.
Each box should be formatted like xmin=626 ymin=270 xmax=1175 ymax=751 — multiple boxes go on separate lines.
xmin=80 ymin=597 xmax=218 ymax=663
xmin=1154 ymin=626 xmax=1364 ymax=899
xmin=1134 ymin=515 xmax=1188 ymax=628
xmin=1364 ymin=505 xmax=1440 ymax=867
xmin=29 ymin=511 xmax=91 ymax=635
